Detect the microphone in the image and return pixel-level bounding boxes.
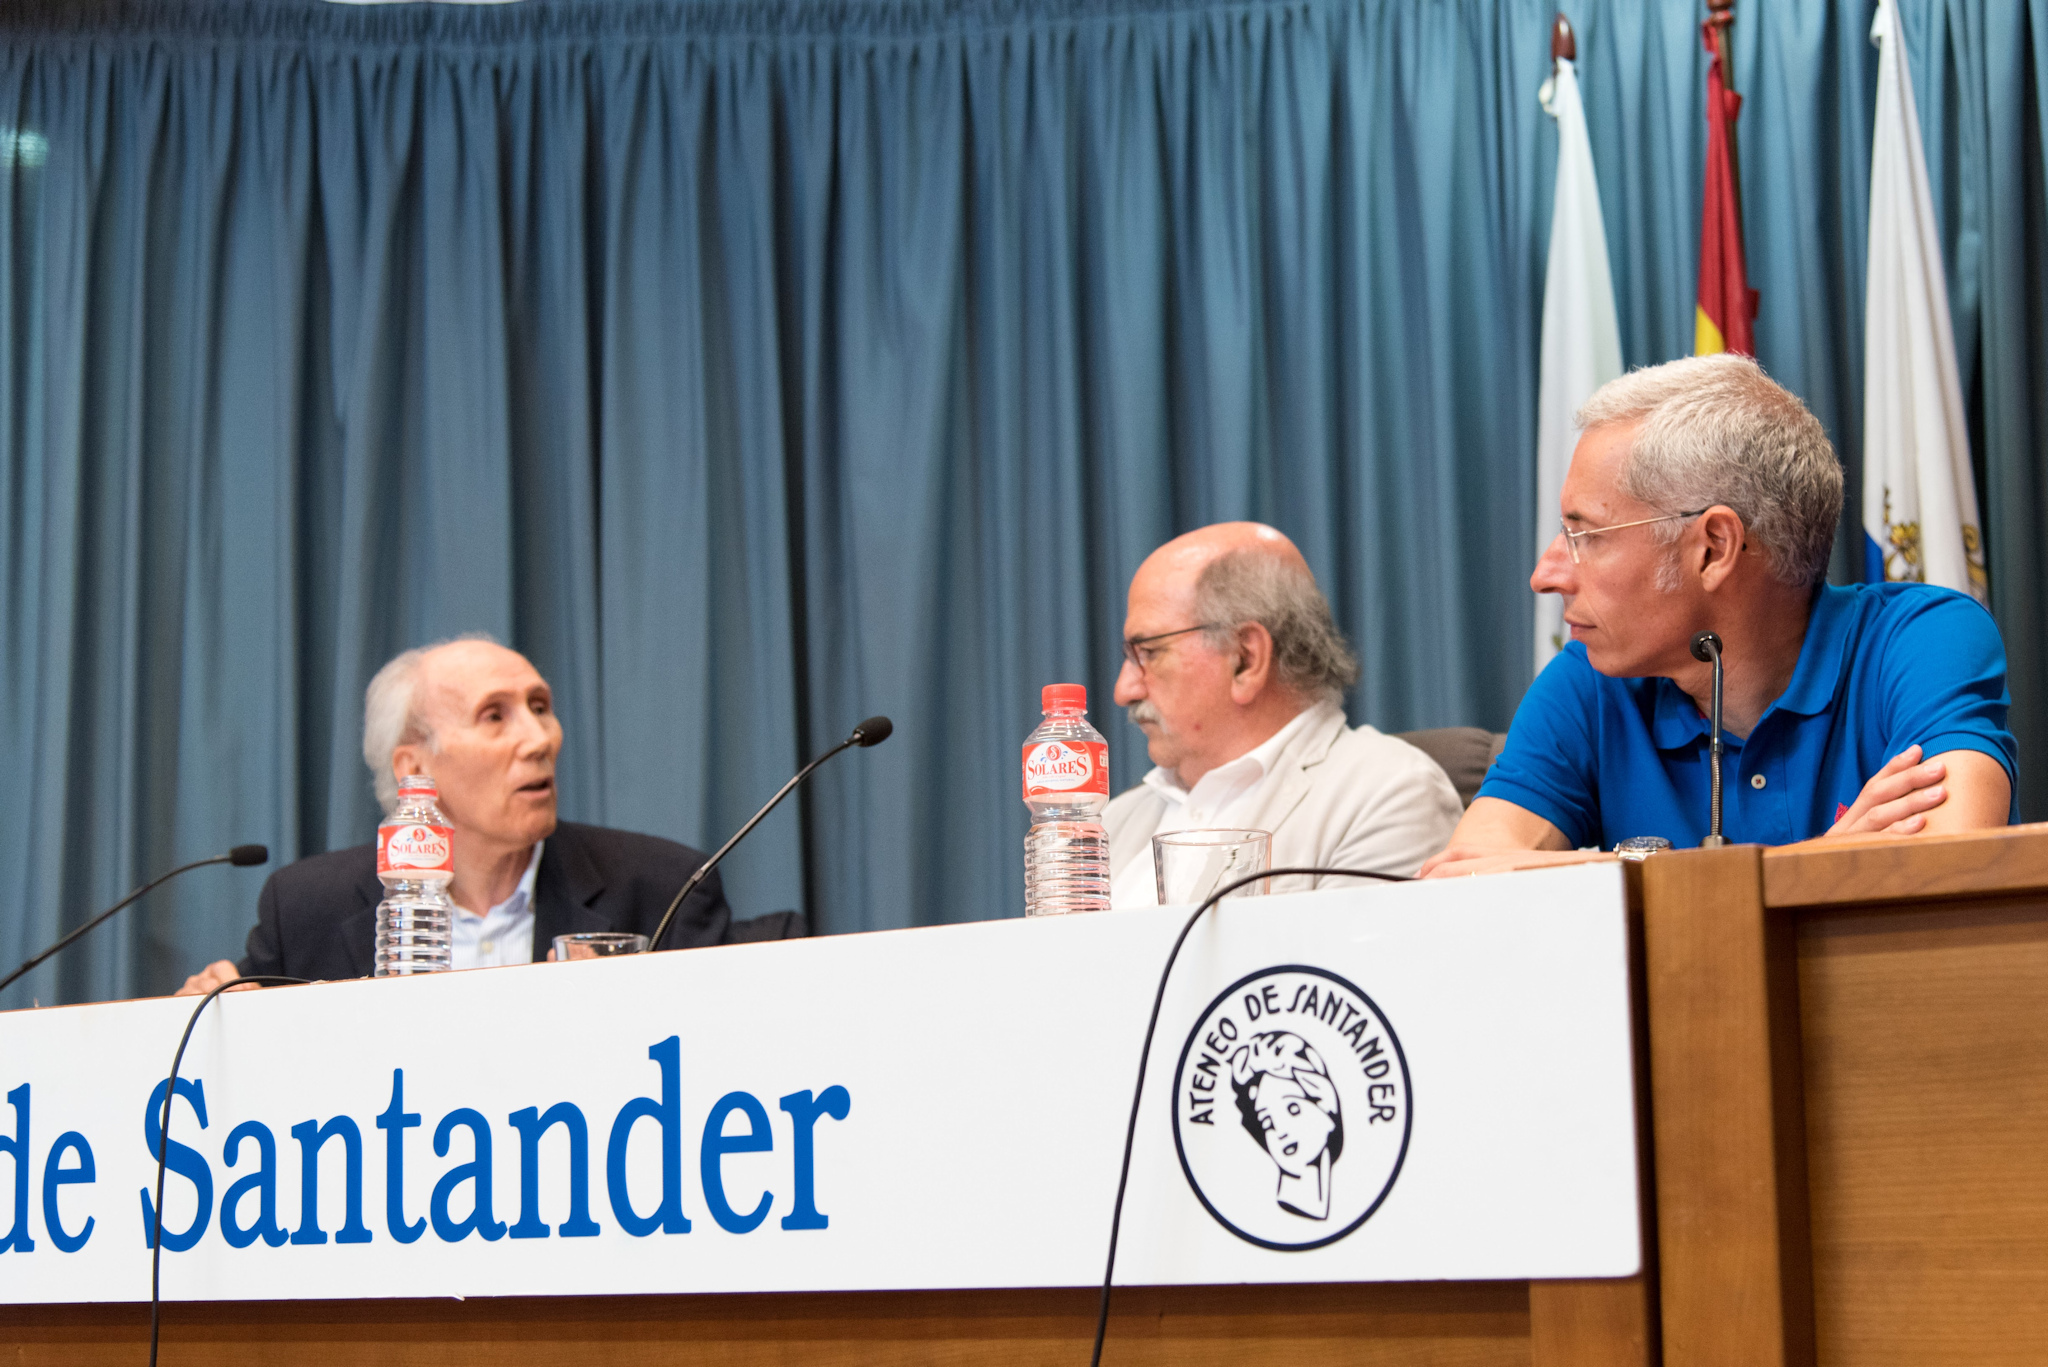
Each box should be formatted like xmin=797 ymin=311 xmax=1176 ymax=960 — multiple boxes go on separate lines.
xmin=1690 ymin=631 xmax=1727 ymax=848
xmin=645 ymin=717 xmax=892 ymax=951
xmin=0 ymin=845 xmax=270 ymax=997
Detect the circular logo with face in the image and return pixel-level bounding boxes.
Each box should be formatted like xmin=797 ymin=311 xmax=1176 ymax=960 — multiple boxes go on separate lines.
xmin=1172 ymin=965 xmax=1411 ymax=1250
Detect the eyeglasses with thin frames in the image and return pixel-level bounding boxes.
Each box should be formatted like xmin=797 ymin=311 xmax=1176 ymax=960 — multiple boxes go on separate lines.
xmin=1557 ymin=509 xmax=1709 ymax=564
xmin=1120 ymin=624 xmax=1219 ymax=672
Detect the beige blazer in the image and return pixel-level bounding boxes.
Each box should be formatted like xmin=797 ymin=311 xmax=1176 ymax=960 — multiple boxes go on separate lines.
xmin=1104 ymin=705 xmax=1463 ymax=894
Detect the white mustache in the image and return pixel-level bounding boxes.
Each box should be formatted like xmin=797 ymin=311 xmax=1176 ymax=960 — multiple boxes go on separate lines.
xmin=1126 ymin=701 xmax=1163 ymax=729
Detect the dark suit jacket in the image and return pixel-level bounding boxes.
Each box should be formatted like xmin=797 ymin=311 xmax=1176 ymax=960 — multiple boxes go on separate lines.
xmin=238 ymin=820 xmax=801 ymax=982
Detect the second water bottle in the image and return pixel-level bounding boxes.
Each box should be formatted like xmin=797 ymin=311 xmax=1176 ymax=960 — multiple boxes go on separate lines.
xmin=1022 ymin=683 xmax=1112 ymax=915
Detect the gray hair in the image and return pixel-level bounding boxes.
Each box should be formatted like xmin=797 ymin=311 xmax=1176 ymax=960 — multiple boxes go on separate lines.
xmin=1192 ymin=550 xmax=1360 ymax=704
xmin=362 ymin=632 xmax=501 ymax=813
xmin=1575 ymin=354 xmax=1842 ymax=588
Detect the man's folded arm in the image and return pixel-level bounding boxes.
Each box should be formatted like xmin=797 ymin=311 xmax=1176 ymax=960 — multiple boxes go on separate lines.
xmin=1836 ymin=746 xmax=2010 ymax=837
xmin=1866 ymin=591 xmax=2018 ymax=835
xmin=1919 ymin=749 xmax=2013 ymax=832
xmin=1436 ymin=748 xmax=2008 ymax=872
xmin=1417 ymin=797 xmax=1595 ymax=878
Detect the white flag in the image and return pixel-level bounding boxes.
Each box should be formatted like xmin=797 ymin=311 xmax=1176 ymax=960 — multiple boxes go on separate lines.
xmin=1535 ymin=56 xmax=1623 ymax=672
xmin=1863 ymin=0 xmax=1987 ymax=601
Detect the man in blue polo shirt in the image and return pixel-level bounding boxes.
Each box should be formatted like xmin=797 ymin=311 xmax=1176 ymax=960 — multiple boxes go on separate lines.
xmin=1423 ymin=354 xmax=2016 ymax=878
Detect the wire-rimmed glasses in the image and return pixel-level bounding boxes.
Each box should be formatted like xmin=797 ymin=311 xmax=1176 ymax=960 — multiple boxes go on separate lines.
xmin=1120 ymin=624 xmax=1220 ymax=672
xmin=1558 ymin=509 xmax=1709 ymax=564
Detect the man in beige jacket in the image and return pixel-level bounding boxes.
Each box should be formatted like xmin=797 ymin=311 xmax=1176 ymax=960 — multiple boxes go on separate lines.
xmin=1106 ymin=523 xmax=1462 ymax=907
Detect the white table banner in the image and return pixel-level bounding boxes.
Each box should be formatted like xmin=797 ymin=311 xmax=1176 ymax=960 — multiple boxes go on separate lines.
xmin=0 ymin=863 xmax=1640 ymax=1302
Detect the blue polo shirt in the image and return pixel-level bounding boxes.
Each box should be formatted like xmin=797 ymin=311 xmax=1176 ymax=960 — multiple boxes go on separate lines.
xmin=1478 ymin=582 xmax=2020 ymax=849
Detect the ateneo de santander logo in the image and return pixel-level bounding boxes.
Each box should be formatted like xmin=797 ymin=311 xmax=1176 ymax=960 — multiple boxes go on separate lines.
xmin=1021 ymin=740 xmax=1108 ymax=800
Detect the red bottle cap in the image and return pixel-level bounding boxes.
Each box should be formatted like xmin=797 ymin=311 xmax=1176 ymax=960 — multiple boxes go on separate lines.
xmin=1041 ymin=683 xmax=1087 ymax=712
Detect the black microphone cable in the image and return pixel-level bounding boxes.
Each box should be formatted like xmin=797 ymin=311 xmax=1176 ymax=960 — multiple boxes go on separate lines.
xmin=1089 ymin=865 xmax=1411 ymax=1367
xmin=149 ymin=974 xmax=309 ymax=1367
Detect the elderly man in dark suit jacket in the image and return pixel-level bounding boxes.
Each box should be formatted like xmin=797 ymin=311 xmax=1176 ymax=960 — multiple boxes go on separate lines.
xmin=179 ymin=636 xmax=796 ymax=991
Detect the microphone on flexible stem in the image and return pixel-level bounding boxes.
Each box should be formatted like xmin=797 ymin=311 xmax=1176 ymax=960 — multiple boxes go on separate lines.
xmin=645 ymin=717 xmax=893 ymax=952
xmin=0 ymin=845 xmax=269 ymax=998
xmin=1690 ymin=631 xmax=1727 ymax=848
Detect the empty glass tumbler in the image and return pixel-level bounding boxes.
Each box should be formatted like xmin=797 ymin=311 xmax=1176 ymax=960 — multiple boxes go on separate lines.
xmin=1152 ymin=829 xmax=1273 ymax=906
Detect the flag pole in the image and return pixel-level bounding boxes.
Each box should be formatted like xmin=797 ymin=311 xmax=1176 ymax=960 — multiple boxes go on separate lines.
xmin=1705 ymin=0 xmax=1746 ymax=255
xmin=1552 ymin=12 xmax=1575 ymax=70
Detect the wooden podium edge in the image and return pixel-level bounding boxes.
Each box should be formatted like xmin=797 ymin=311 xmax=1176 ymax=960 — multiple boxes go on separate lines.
xmin=1762 ymin=821 xmax=2048 ymax=908
xmin=1643 ymin=845 xmax=1814 ymax=1367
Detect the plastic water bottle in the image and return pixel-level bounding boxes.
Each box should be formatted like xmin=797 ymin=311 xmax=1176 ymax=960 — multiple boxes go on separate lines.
xmin=1022 ymin=683 xmax=1111 ymax=916
xmin=374 ymin=774 xmax=455 ymax=976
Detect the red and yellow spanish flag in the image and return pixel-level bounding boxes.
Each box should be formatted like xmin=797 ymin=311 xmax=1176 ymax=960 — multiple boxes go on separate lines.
xmin=1695 ymin=24 xmax=1756 ymax=355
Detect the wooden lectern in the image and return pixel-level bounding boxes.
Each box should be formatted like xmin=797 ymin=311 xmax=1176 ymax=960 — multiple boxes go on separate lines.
xmin=1643 ymin=824 xmax=2048 ymax=1366
xmin=7 ymin=826 xmax=2044 ymax=1365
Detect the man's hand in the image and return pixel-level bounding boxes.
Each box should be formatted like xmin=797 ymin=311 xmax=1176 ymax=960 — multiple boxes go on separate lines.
xmin=1823 ymin=746 xmax=2011 ymax=838
xmin=175 ymin=960 xmax=256 ymax=997
xmin=1826 ymin=746 xmax=1946 ymax=836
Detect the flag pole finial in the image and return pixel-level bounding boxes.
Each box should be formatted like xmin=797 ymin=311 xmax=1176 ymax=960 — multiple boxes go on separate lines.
xmin=1551 ymin=14 xmax=1576 ymax=64
xmin=1705 ymin=0 xmax=1739 ymax=95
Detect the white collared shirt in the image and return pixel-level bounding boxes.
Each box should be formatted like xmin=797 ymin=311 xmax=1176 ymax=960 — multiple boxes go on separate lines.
xmin=450 ymin=841 xmax=542 ymax=970
xmin=1108 ymin=703 xmax=1331 ymax=910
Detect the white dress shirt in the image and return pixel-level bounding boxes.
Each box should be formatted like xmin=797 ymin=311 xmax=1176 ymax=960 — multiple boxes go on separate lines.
xmin=1109 ymin=704 xmax=1325 ymax=910
xmin=1103 ymin=701 xmax=1463 ymax=906
xmin=451 ymin=841 xmax=542 ymax=970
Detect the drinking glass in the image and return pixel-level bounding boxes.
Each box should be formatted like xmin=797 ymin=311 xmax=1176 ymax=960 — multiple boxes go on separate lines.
xmin=552 ymin=932 xmax=649 ymax=961
xmin=1152 ymin=829 xmax=1272 ymax=906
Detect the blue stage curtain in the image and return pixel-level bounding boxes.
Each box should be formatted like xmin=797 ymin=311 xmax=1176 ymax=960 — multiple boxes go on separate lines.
xmin=0 ymin=0 xmax=2042 ymax=1006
